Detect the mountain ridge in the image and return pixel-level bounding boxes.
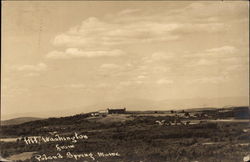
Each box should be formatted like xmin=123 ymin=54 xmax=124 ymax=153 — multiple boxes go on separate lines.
xmin=1 ymin=117 xmax=44 ymax=126
xmin=1 ymin=96 xmax=248 ymax=120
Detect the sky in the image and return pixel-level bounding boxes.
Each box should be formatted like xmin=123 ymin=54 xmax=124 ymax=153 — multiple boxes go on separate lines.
xmin=1 ymin=1 xmax=249 ymax=119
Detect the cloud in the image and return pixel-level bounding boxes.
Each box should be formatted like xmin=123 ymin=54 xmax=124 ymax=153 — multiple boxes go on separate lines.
xmin=170 ymin=2 xmax=248 ymax=23
xmin=189 ymin=76 xmax=227 ymax=84
xmin=47 ymin=3 xmax=240 ymax=62
xmin=98 ymin=63 xmax=135 ymax=77
xmin=46 ymin=48 xmax=125 ymax=59
xmin=96 ymin=83 xmax=110 ymax=88
xmin=98 ymin=63 xmax=129 ymax=77
xmin=68 ymin=84 xmax=86 ymax=88
xmin=2 ymin=87 xmax=30 ymax=97
xmin=173 ymin=23 xmax=225 ymax=34
xmin=184 ymin=45 xmax=242 ymax=68
xmin=52 ymin=17 xmax=181 ymax=48
xmin=196 ymin=59 xmax=215 ymax=66
xmin=47 ymin=1 xmax=247 ymax=62
xmin=14 ymin=63 xmax=47 ymax=71
xmin=118 ymin=9 xmax=141 ymax=16
xmin=185 ymin=46 xmax=238 ymax=59
xmin=53 ymin=84 xmax=86 ymax=89
xmin=206 ymin=46 xmax=237 ymax=54
xmin=25 ymin=73 xmax=40 ymax=77
xmin=223 ymin=57 xmax=248 ymax=65
xmin=119 ymin=81 xmax=132 ymax=86
xmin=117 ymin=80 xmax=146 ymax=89
xmin=137 ymin=75 xmax=147 ymax=79
xmin=135 ymin=80 xmax=143 ymax=85
xmin=156 ymin=79 xmax=174 ymax=85
xmin=100 ymin=63 xmax=121 ymax=69
xmin=226 ymin=65 xmax=248 ymax=73
xmin=153 ymin=66 xmax=171 ymax=73
xmin=143 ymin=52 xmax=174 ymax=63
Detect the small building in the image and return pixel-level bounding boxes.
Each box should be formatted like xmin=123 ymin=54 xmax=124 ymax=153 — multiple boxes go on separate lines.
xmin=107 ymin=108 xmax=126 ymax=114
xmin=91 ymin=112 xmax=100 ymax=117
xmin=98 ymin=109 xmax=108 ymax=117
xmin=99 ymin=110 xmax=108 ymax=114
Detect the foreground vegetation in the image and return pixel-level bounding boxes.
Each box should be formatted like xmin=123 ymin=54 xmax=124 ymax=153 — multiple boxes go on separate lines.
xmin=0 ymin=107 xmax=249 ymax=162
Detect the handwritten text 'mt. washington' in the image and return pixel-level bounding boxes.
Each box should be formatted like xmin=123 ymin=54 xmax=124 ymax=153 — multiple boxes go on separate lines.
xmin=24 ymin=132 xmax=88 ymax=145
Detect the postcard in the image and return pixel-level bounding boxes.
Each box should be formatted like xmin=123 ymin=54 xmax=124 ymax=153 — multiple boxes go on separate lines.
xmin=1 ymin=1 xmax=249 ymax=162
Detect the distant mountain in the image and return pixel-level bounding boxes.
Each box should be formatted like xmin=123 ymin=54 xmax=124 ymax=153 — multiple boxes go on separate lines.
xmin=1 ymin=117 xmax=43 ymax=126
xmin=1 ymin=96 xmax=248 ymax=120
xmin=83 ymin=96 xmax=249 ymax=112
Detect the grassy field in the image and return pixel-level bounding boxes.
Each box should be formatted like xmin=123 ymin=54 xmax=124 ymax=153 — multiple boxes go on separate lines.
xmin=0 ymin=107 xmax=249 ymax=162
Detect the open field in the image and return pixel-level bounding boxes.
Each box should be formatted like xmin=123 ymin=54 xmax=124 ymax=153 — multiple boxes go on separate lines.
xmin=0 ymin=106 xmax=249 ymax=162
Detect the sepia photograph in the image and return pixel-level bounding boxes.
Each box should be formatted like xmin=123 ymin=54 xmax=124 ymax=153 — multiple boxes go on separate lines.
xmin=1 ymin=1 xmax=249 ymax=162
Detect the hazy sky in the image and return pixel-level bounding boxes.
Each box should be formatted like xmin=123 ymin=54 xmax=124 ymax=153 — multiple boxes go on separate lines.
xmin=2 ymin=1 xmax=249 ymax=119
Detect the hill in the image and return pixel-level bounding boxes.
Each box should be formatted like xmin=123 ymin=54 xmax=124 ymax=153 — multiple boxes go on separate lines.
xmin=1 ymin=117 xmax=43 ymax=126
xmin=0 ymin=106 xmax=249 ymax=162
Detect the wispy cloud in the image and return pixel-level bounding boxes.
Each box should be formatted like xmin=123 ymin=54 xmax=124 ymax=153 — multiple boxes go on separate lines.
xmin=46 ymin=48 xmax=125 ymax=59
xmin=119 ymin=81 xmax=132 ymax=87
xmin=184 ymin=46 xmax=238 ymax=59
xmin=25 ymin=73 xmax=41 ymax=77
xmin=13 ymin=63 xmax=47 ymax=72
xmin=137 ymin=75 xmax=147 ymax=79
xmin=52 ymin=17 xmax=181 ymax=47
xmin=118 ymin=8 xmax=141 ymax=16
xmin=195 ymin=59 xmax=215 ymax=66
xmin=205 ymin=46 xmax=237 ymax=54
xmin=188 ymin=76 xmax=228 ymax=84
xmin=226 ymin=64 xmax=248 ymax=72
xmin=100 ymin=63 xmax=121 ymax=69
xmin=184 ymin=45 xmax=245 ymax=68
xmin=143 ymin=52 xmax=174 ymax=63
xmin=96 ymin=83 xmax=111 ymax=88
xmin=156 ymin=79 xmax=174 ymax=85
xmin=53 ymin=84 xmax=86 ymax=89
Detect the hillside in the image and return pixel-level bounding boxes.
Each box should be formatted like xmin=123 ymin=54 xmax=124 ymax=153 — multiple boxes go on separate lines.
xmin=1 ymin=117 xmax=43 ymax=126
xmin=0 ymin=106 xmax=249 ymax=162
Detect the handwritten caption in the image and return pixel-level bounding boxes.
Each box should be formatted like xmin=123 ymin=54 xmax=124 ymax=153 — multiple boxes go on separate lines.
xmin=35 ymin=152 xmax=120 ymax=161
xmin=24 ymin=132 xmax=88 ymax=145
xmin=23 ymin=132 xmax=121 ymax=161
